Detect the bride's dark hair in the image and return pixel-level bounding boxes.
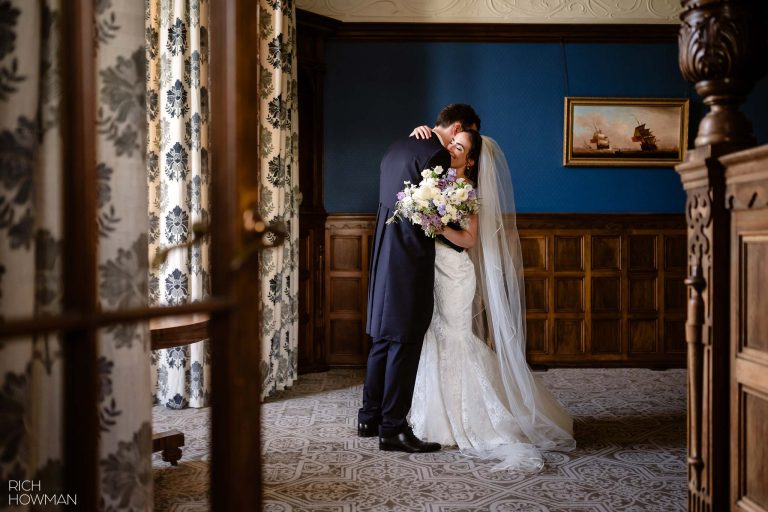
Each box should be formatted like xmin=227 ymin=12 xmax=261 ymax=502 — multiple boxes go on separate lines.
xmin=463 ymin=129 xmax=482 ymax=184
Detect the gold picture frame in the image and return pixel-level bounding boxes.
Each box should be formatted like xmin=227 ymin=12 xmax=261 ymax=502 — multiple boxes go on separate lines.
xmin=563 ymin=97 xmax=689 ymax=167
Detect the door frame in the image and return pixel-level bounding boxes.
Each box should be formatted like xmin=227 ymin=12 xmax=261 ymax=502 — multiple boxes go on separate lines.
xmin=209 ymin=0 xmax=264 ymax=509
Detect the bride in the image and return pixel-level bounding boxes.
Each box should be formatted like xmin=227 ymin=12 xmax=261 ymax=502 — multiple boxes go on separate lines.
xmin=408 ymin=127 xmax=576 ymax=471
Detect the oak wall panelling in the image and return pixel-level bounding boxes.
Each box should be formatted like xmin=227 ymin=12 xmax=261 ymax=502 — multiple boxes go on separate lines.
xmin=324 ymin=213 xmax=687 ymax=368
xmin=297 ymin=17 xmax=333 ymax=373
xmin=324 ymin=216 xmax=374 ymax=366
xmin=516 ymin=214 xmax=686 ymax=367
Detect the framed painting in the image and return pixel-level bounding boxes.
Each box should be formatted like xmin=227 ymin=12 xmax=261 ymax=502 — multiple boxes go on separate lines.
xmin=563 ymin=97 xmax=689 ymax=167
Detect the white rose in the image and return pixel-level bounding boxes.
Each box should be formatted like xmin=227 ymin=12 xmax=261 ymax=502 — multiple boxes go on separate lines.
xmin=455 ymin=188 xmax=469 ymax=202
xmin=433 ymin=166 xmax=444 ymax=175
xmin=421 ymin=169 xmax=431 ymax=178
xmin=412 ymin=186 xmax=428 ymax=201
xmin=416 ymin=183 xmax=439 ymax=201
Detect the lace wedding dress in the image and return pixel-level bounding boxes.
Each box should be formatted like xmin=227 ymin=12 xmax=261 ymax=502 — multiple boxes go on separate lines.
xmin=410 ymin=242 xmax=574 ymax=471
xmin=410 ymin=137 xmax=575 ymax=471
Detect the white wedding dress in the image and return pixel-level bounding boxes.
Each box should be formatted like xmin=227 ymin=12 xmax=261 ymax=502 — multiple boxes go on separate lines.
xmin=410 ymin=241 xmax=574 ymax=471
xmin=410 ymin=138 xmax=575 ymax=471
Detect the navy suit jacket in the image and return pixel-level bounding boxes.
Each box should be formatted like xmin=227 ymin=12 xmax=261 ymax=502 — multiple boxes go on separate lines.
xmin=366 ymin=133 xmax=451 ymax=344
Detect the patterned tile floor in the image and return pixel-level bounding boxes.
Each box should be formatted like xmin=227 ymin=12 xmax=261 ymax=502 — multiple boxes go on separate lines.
xmin=153 ymin=368 xmax=687 ymax=511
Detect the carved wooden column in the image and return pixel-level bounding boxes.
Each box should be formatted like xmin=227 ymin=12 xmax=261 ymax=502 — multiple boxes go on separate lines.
xmin=676 ymin=149 xmax=731 ymax=512
xmin=676 ymin=1 xmax=767 ymax=510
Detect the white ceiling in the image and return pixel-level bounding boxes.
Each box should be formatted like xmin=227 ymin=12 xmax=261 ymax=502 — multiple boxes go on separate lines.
xmin=295 ymin=0 xmax=681 ymax=24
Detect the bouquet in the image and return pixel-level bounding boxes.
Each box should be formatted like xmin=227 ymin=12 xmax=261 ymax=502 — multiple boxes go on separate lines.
xmin=386 ymin=165 xmax=479 ymax=238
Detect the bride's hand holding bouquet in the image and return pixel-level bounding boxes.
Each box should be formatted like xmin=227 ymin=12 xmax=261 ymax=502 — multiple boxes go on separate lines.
xmin=386 ymin=165 xmax=479 ymax=238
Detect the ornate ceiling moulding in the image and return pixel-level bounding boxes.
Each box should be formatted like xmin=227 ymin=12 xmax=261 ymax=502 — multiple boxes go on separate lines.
xmin=328 ymin=22 xmax=678 ymax=42
xmin=295 ymin=10 xmax=680 ymax=43
xmin=295 ymin=0 xmax=681 ymax=24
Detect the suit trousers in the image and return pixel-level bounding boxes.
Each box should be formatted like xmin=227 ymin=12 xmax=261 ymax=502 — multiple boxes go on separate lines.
xmin=358 ymin=338 xmax=423 ymax=437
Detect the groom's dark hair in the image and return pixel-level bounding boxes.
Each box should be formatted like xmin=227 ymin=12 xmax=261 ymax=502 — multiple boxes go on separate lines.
xmin=435 ymin=104 xmax=481 ymax=131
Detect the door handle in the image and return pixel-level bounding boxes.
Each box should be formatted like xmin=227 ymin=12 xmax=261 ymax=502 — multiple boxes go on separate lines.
xmin=152 ymin=222 xmax=210 ymax=268
xmin=151 ymin=208 xmax=285 ymax=271
xmin=230 ymin=207 xmax=287 ymax=270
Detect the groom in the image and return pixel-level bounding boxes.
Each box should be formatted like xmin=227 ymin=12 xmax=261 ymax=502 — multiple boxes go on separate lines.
xmin=359 ymin=104 xmax=481 ymax=452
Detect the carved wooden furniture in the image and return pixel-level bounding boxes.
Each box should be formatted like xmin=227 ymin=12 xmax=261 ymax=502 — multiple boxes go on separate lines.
xmin=324 ymin=213 xmax=687 ymax=368
xmin=149 ymin=314 xmax=209 ymax=465
xmin=152 ymin=429 xmax=185 ymax=466
xmin=723 ymin=146 xmax=768 ymax=512
xmin=676 ymin=144 xmax=734 ymax=512
xmin=676 ymin=1 xmax=767 ymax=509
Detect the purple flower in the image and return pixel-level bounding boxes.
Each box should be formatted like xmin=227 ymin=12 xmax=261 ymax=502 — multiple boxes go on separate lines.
xmin=396 ymin=191 xmax=405 ymax=200
xmin=437 ymin=204 xmax=446 ymax=215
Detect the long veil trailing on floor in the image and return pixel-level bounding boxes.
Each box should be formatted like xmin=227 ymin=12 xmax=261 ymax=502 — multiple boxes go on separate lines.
xmin=467 ymin=136 xmax=576 ymax=469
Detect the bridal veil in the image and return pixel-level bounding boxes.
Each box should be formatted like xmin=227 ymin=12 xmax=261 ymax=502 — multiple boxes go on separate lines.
xmin=467 ymin=136 xmax=576 ymax=468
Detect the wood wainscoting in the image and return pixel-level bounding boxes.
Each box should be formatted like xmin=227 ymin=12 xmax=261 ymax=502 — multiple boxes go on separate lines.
xmin=324 ymin=215 xmax=375 ymax=366
xmin=296 ymin=18 xmax=332 ymax=374
xmin=516 ymin=214 xmax=687 ymax=368
xmin=321 ymin=213 xmax=687 ymax=369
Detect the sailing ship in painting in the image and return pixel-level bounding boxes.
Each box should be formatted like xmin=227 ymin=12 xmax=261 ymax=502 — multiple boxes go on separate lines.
xmin=575 ymin=116 xmax=678 ymax=160
xmin=631 ymin=117 xmax=658 ymax=151
xmin=590 ymin=125 xmax=610 ymax=149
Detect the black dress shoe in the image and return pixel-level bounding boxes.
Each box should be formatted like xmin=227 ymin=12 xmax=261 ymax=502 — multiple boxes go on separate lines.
xmin=357 ymin=422 xmax=379 ymax=438
xmin=379 ymin=428 xmax=441 ymax=453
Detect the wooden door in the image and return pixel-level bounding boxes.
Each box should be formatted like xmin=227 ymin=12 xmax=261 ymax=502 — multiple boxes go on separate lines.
xmin=0 ymin=2 xmax=266 ymax=509
xmin=724 ymin=146 xmax=768 ymax=512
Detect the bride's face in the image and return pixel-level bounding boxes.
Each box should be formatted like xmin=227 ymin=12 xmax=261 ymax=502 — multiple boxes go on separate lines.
xmin=448 ymin=131 xmax=474 ymax=170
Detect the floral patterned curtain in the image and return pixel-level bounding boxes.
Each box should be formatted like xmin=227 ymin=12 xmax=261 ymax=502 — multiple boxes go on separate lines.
xmin=0 ymin=0 xmax=66 ymax=496
xmin=95 ymin=0 xmax=153 ymax=507
xmin=259 ymin=0 xmax=300 ymax=398
xmin=0 ymin=0 xmax=152 ymax=508
xmin=147 ymin=0 xmax=212 ymax=409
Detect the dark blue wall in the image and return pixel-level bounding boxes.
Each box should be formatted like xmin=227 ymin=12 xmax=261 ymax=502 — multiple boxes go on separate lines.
xmin=323 ymin=41 xmax=768 ymax=213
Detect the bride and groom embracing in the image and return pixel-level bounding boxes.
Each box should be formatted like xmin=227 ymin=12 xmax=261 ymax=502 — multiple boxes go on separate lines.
xmin=358 ymin=104 xmax=576 ymax=471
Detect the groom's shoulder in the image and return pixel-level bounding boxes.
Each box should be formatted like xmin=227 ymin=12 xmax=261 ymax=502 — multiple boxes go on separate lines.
xmin=386 ymin=133 xmax=442 ymax=157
